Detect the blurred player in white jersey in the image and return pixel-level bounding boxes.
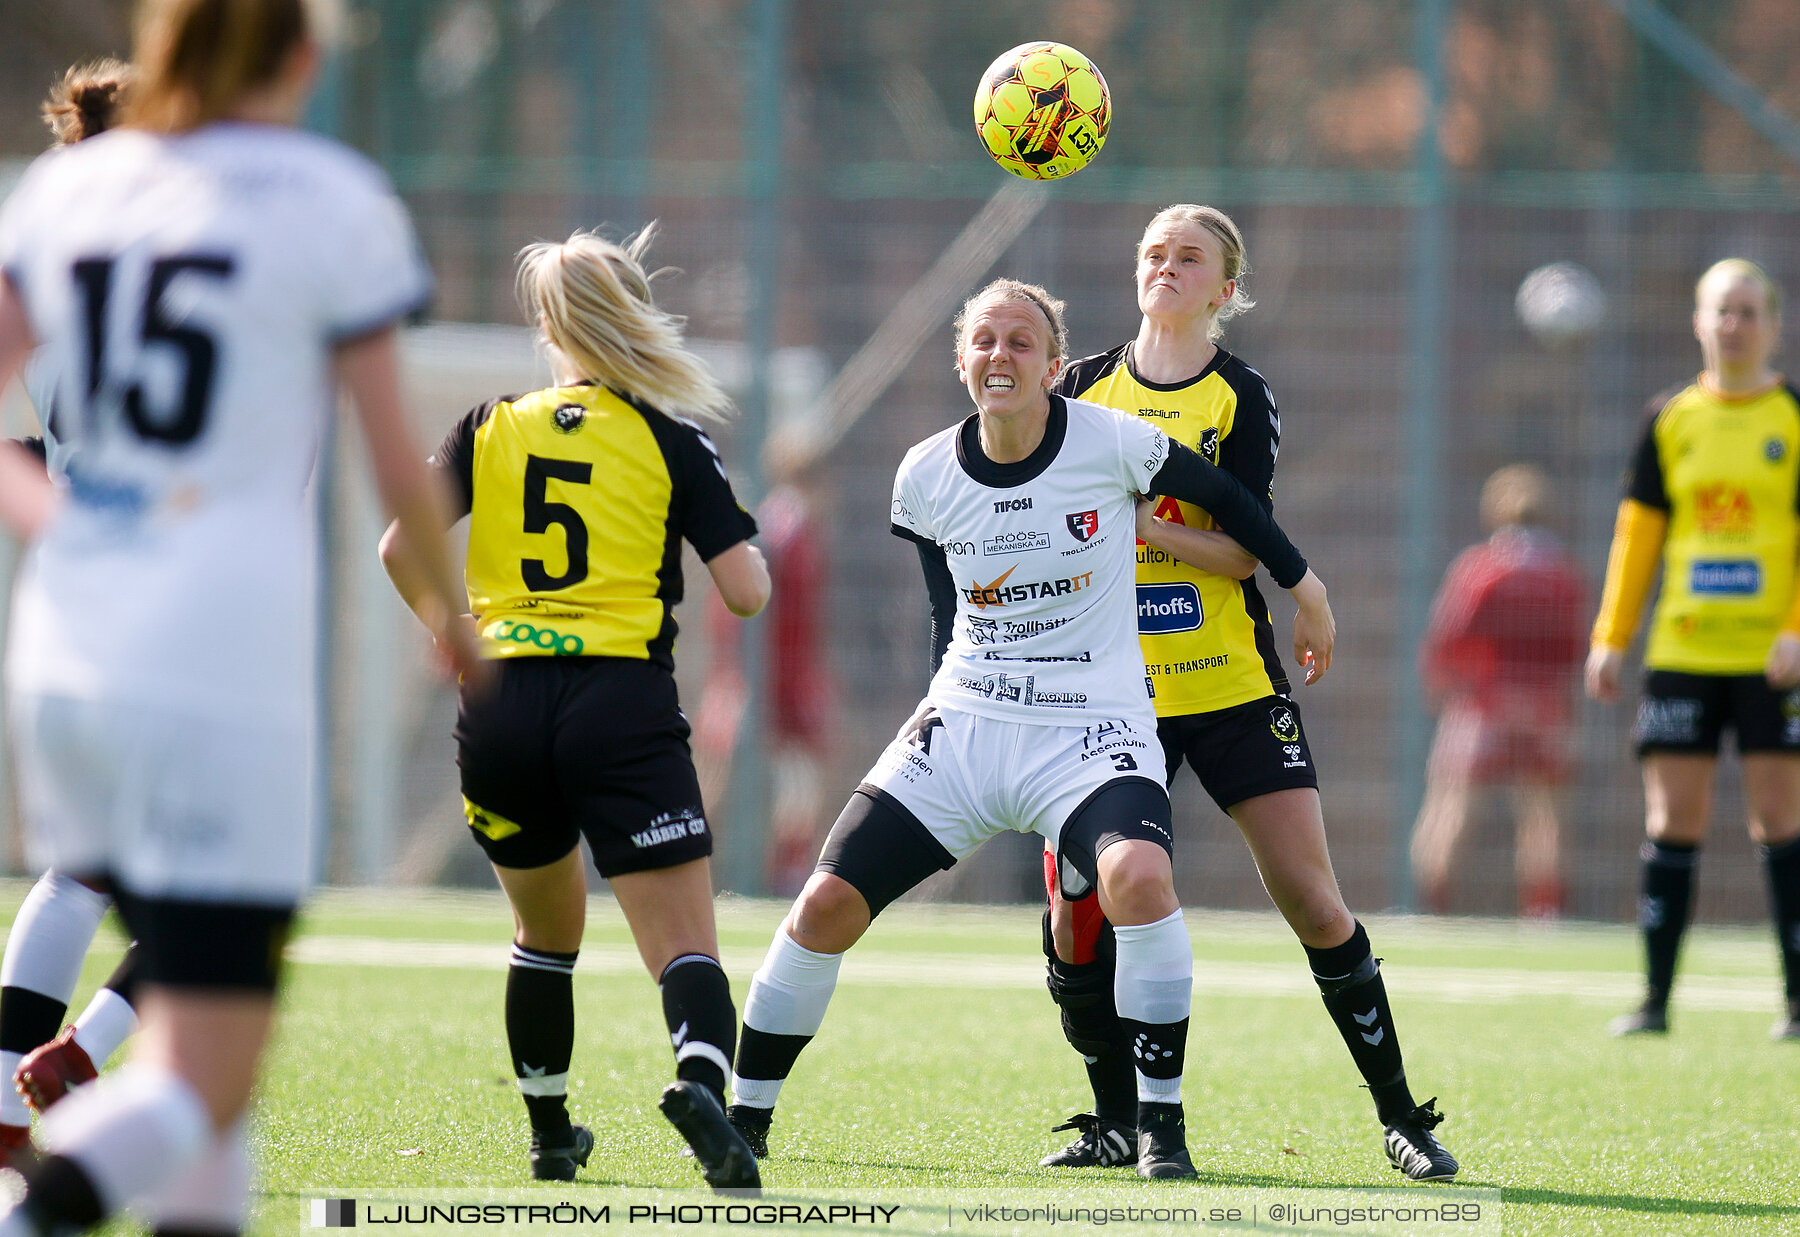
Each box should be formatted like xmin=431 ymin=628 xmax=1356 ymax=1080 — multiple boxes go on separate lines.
xmin=726 ymin=278 xmax=1334 ymax=1179
xmin=0 ymin=2 xmax=478 ymax=1234
xmin=0 ymin=57 xmax=145 ymax=1168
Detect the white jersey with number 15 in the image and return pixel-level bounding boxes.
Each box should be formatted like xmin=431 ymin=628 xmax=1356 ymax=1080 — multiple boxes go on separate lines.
xmin=0 ymin=123 xmax=431 ymax=722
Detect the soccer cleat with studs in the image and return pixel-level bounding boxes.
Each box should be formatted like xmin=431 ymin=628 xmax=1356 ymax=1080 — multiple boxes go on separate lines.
xmin=1383 ymin=1098 xmax=1458 ymax=1181
xmin=15 ymin=1028 xmax=99 ymax=1114
xmin=1608 ymin=1002 xmax=1669 ymax=1037
xmin=1040 ymin=1112 xmax=1136 ymax=1167
xmin=660 ymin=1081 xmax=761 ymax=1193
xmin=528 ymin=1123 xmax=594 ymax=1182
xmin=1135 ymin=1101 xmax=1197 ymax=1180
xmin=726 ymin=1104 xmax=771 ymax=1158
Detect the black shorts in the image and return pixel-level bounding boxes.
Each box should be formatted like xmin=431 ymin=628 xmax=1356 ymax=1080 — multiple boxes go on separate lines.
xmin=1633 ymin=669 xmax=1800 ymax=756
xmin=1158 ymin=694 xmax=1319 ymax=812
xmin=112 ymin=887 xmax=292 ymax=992
xmin=456 ymin=657 xmax=714 ymax=877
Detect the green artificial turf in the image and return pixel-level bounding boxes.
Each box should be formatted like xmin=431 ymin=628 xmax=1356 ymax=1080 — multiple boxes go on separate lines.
xmin=3 ymin=886 xmax=1795 ymax=1234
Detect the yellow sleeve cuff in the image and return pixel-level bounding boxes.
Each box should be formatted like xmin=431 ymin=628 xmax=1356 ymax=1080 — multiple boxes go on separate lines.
xmin=1591 ymin=499 xmax=1667 ymax=651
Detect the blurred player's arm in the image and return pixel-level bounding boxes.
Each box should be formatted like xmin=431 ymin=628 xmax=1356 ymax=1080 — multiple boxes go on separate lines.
xmin=0 ymin=273 xmax=53 ymax=540
xmin=341 ymin=327 xmax=483 ymax=684
xmin=1586 ymin=499 xmax=1666 ymax=700
xmin=1768 ymin=471 xmax=1800 ymax=689
xmin=1135 ymin=498 xmax=1255 ymax=579
xmin=706 ymin=542 xmax=770 ymax=617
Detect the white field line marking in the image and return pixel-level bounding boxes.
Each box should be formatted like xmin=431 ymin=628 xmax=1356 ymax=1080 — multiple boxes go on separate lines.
xmin=287 ymin=937 xmax=1782 ymax=1013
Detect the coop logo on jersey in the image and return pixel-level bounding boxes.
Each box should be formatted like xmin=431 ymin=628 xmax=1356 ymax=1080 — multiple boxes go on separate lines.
xmin=1689 ymin=559 xmax=1761 ymax=596
xmin=964 ymin=566 xmax=1094 ymax=609
xmin=1066 ymin=509 xmax=1099 ymax=542
xmin=1197 ymin=427 xmax=1220 ymax=463
xmin=983 ymin=529 xmax=1051 ymax=556
xmin=1269 ymin=705 xmax=1301 ymax=743
xmin=1136 ymin=583 xmax=1202 ymax=633
xmin=551 ymin=403 xmax=586 ymax=434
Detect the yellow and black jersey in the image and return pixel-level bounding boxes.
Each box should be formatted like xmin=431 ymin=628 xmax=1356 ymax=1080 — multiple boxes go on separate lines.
xmin=1055 ymin=343 xmax=1287 ymax=715
xmin=432 ymin=383 xmax=757 ymax=667
xmin=1621 ymin=378 xmax=1800 ymax=673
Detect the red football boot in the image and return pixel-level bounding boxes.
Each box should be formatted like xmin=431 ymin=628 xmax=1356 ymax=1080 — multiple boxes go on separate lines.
xmin=15 ymin=1028 xmax=98 ymax=1114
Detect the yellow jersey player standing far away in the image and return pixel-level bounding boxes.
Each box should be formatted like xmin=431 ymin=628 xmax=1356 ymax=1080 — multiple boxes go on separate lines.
xmin=1588 ymin=258 xmax=1800 ymax=1042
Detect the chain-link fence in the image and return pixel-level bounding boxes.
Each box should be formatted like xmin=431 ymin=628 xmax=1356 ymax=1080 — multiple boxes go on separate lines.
xmin=3 ymin=0 xmax=1798 ymax=923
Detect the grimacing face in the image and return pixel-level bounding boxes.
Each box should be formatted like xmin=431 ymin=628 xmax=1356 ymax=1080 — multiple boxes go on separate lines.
xmin=1137 ymin=220 xmax=1233 ymax=326
xmin=957 ymin=296 xmax=1062 ymax=419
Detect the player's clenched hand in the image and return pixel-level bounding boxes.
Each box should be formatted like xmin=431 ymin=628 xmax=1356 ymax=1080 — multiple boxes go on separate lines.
xmin=1766 ymin=633 xmax=1800 ymax=690
xmin=434 ymin=613 xmax=493 ymax=694
xmin=1585 ymin=645 xmax=1624 ymax=702
xmin=1288 ymin=568 xmax=1334 ymax=685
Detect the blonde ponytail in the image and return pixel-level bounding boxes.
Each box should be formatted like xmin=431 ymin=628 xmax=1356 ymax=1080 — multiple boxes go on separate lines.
xmin=516 ymin=225 xmax=734 ymax=426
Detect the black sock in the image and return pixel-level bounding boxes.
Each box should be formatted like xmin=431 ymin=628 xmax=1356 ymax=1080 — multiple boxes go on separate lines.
xmin=22 ymin=1154 xmax=106 ymax=1230
xmin=1640 ymin=841 xmax=1698 ymax=1007
xmin=104 ymin=943 xmax=140 ymax=1006
xmin=1042 ymin=910 xmax=1135 ymax=1126
xmin=1118 ymin=1015 xmax=1188 ymax=1100
xmin=660 ymin=954 xmax=736 ymax=1100
xmin=734 ymin=1026 xmax=812 ymax=1096
xmin=0 ymin=986 xmax=67 ymax=1057
xmin=1306 ymin=922 xmax=1416 ymax=1125
xmin=506 ymin=944 xmax=577 ymax=1135
xmin=1762 ymin=837 xmax=1800 ymax=1002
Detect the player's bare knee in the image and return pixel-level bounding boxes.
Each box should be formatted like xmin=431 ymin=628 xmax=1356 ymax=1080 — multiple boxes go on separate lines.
xmin=1097 ymin=844 xmax=1177 ymax=926
xmin=787 ymin=872 xmax=869 ymax=954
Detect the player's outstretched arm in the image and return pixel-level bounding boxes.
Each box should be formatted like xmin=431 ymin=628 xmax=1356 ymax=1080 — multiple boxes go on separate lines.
xmin=339 ymin=327 xmax=485 ymax=686
xmin=1149 ymin=438 xmax=1333 ymax=682
xmin=1135 ymin=498 xmax=1257 ymax=579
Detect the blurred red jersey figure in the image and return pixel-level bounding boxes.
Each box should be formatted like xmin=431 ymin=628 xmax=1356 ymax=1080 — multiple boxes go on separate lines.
xmin=693 ymin=478 xmax=835 ymax=896
xmin=1411 ymin=465 xmax=1588 ymax=917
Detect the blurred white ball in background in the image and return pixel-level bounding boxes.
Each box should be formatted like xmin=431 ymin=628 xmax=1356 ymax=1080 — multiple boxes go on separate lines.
xmin=1516 ymin=261 xmax=1607 ymax=349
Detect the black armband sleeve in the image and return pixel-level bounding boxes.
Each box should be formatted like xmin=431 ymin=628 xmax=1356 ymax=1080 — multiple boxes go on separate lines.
xmin=1149 ymin=439 xmax=1308 ymax=588
xmin=899 ymin=532 xmax=957 ymax=674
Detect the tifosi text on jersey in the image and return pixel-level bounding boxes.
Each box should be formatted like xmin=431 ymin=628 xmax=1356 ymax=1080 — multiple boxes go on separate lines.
xmin=965 ymin=571 xmax=1094 ymax=608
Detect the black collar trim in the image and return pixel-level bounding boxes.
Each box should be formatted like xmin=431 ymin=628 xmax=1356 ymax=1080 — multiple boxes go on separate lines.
xmin=955 ymin=394 xmax=1068 ymax=488
xmin=1124 ymin=342 xmax=1231 ymax=392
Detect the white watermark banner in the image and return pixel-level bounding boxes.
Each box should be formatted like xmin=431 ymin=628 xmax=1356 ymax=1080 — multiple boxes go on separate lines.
xmin=292 ymin=1185 xmax=1501 ymax=1236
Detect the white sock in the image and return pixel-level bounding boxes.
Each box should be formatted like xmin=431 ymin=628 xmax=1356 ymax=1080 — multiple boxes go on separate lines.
xmin=136 ymin=1116 xmax=250 ymax=1233
xmin=0 ymin=872 xmax=109 ymax=998
xmin=39 ymin=1065 xmax=212 ymax=1215
xmin=1113 ymin=909 xmax=1193 ymax=1105
xmin=71 ymin=989 xmax=137 ymax=1069
xmin=729 ymin=930 xmax=843 ymax=1109
xmin=0 ymin=872 xmax=110 ymax=1125
xmin=0 ymin=1053 xmax=25 ymax=1127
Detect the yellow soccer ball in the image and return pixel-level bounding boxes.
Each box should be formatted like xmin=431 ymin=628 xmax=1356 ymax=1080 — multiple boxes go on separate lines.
xmin=973 ymin=42 xmax=1111 ymax=180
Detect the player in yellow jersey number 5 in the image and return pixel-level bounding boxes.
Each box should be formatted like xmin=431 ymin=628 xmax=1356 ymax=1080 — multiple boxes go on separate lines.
xmin=382 ymin=227 xmax=769 ymax=1188
xmin=1588 ymin=259 xmax=1800 ymax=1041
